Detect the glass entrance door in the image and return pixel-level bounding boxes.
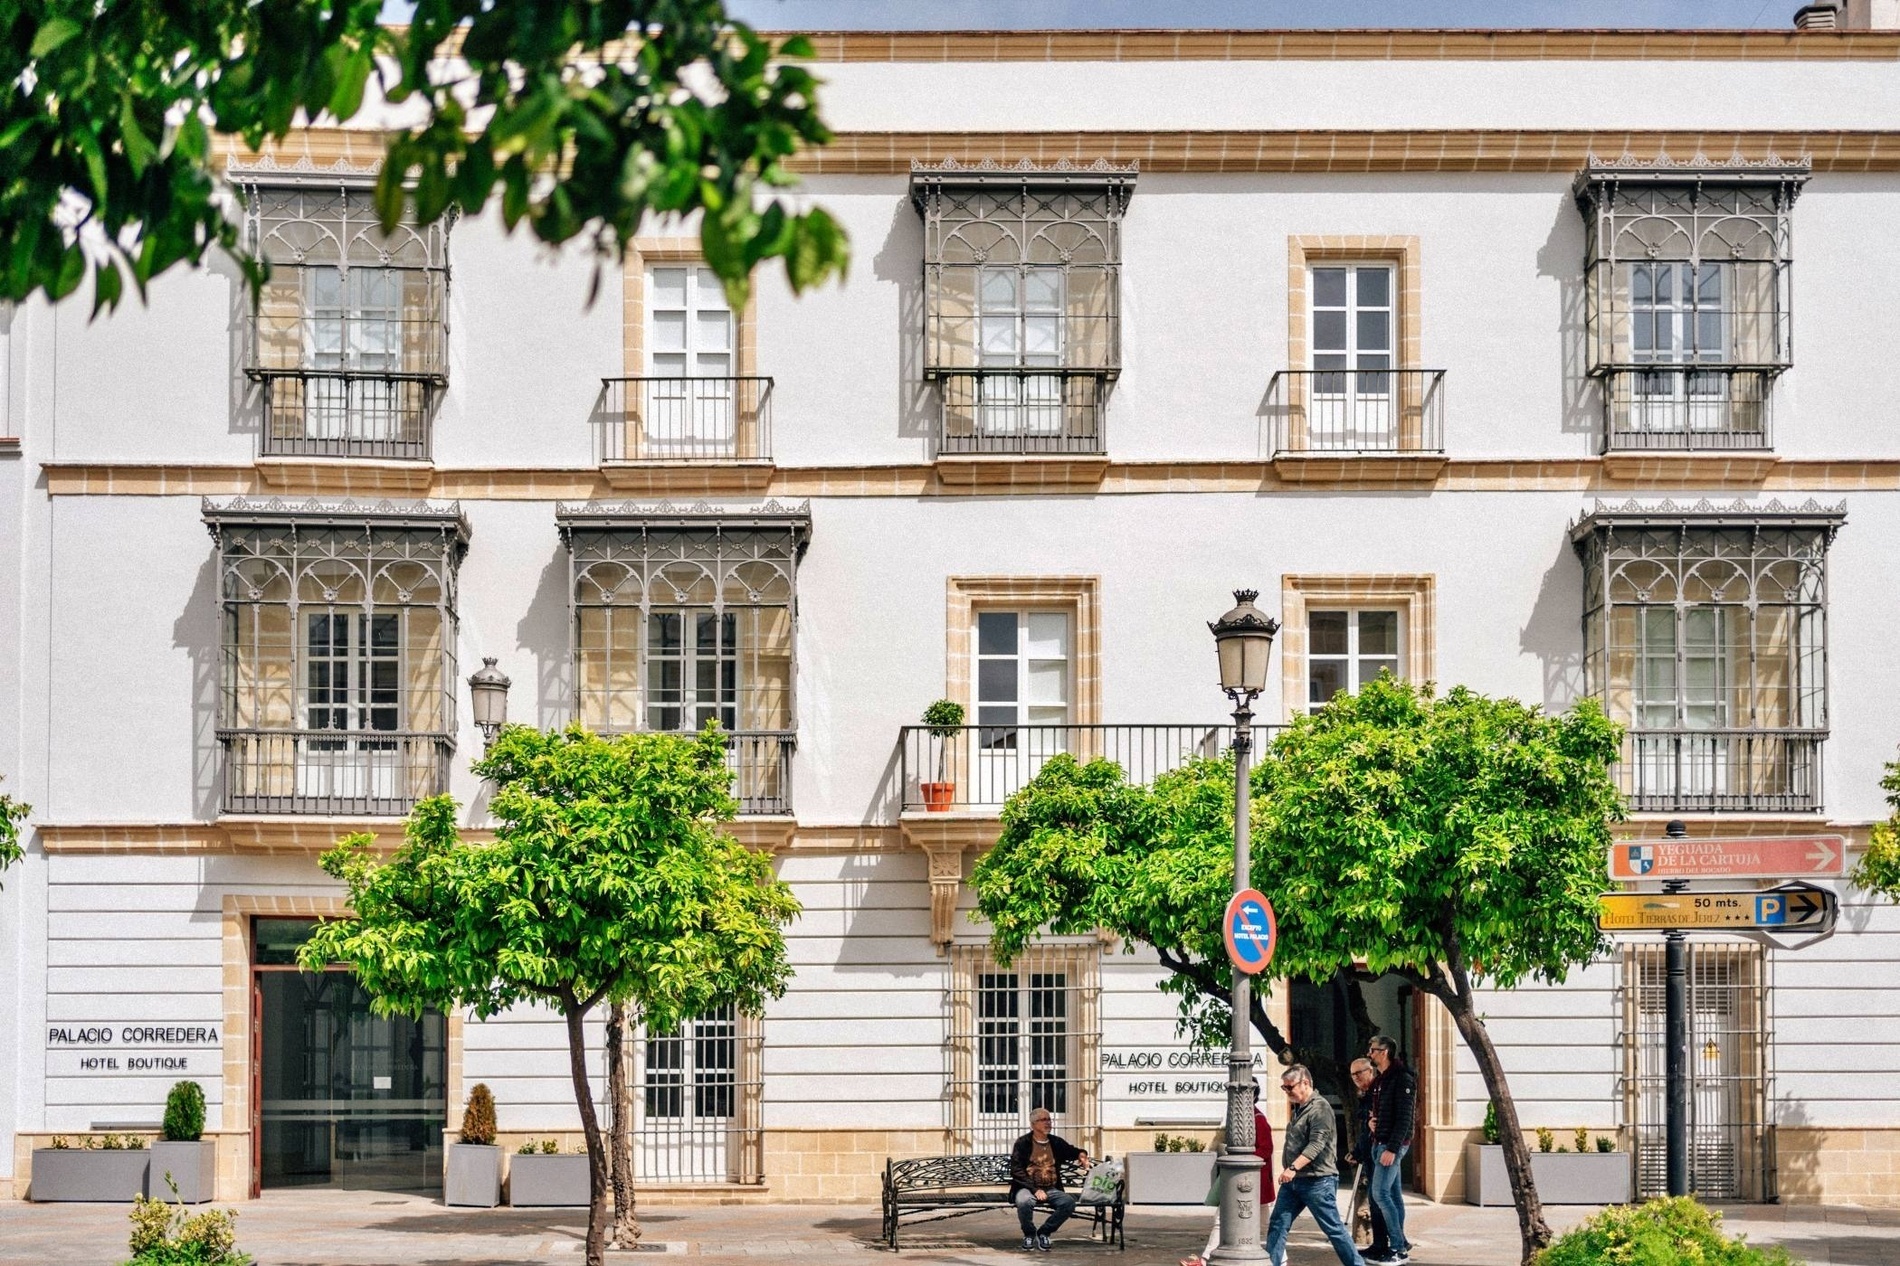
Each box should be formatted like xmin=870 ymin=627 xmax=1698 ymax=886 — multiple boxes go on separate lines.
xmin=254 ymin=918 xmax=446 ymax=1193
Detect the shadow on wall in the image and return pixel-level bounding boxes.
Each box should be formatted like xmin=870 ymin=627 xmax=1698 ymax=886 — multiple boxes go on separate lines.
xmin=173 ymin=551 xmax=223 ymax=820
xmin=217 ymin=248 xmax=260 ymax=444
xmin=869 ymin=194 xmax=938 ymax=449
xmin=1521 ymin=533 xmax=1584 ymax=712
xmin=1534 ymin=188 xmax=1600 ymax=445
xmin=514 ymin=545 xmax=573 ymax=732
xmin=1771 ymin=1094 xmax=1812 ymax=1204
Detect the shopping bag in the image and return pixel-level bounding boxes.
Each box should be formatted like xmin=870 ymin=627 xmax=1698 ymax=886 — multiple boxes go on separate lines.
xmin=1078 ymin=1160 xmax=1124 ymax=1205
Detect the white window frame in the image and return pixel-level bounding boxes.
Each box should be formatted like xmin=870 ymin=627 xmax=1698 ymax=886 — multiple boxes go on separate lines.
xmin=644 ymin=608 xmax=739 ymax=734
xmin=1308 ymin=262 xmax=1397 ymax=448
xmin=645 ymin=264 xmax=737 ymax=451
xmin=975 ymin=265 xmax=1065 ymax=436
xmin=1628 ymin=261 xmax=1732 ymax=433
xmin=1306 ymin=607 xmax=1404 ymax=712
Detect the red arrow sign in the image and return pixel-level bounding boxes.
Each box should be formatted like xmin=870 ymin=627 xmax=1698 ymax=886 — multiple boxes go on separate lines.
xmin=1610 ymin=835 xmax=1847 ymax=881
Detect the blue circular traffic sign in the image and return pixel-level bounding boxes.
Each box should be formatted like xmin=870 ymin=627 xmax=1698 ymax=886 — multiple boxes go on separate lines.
xmin=1223 ymin=888 xmax=1277 ymax=976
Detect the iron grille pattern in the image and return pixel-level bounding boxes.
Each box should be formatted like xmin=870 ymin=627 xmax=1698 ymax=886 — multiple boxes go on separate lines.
xmin=1265 ymin=369 xmax=1447 ymax=456
xmin=243 ymin=185 xmax=451 ymax=460
xmin=935 ymin=368 xmax=1109 ymax=455
xmin=635 ymin=1004 xmax=764 ymax=1184
xmin=558 ymin=502 xmax=809 ymax=815
xmin=899 ymin=723 xmax=1252 ymax=812
xmin=1572 ymin=500 xmax=1841 ymax=813
xmin=947 ymin=945 xmax=1101 ymax=1156
xmin=1623 ymin=941 xmax=1775 ymax=1201
xmin=1575 ymin=161 xmax=1805 ymax=452
xmin=596 ymin=376 xmax=774 ymax=463
xmin=206 ymin=499 xmax=468 ymax=817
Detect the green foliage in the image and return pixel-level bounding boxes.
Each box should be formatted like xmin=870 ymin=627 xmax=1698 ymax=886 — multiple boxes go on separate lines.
xmin=1851 ymin=756 xmax=1900 ymax=899
xmin=1536 ymin=1127 xmax=1554 ymax=1153
xmin=518 ymin=1139 xmax=541 ymax=1155
xmin=1483 ymin=1100 xmax=1501 ymax=1145
xmin=1573 ymin=1127 xmax=1589 ymax=1154
xmin=1595 ymin=1136 xmax=1615 ymax=1153
xmin=542 ymin=1139 xmax=561 ymax=1155
xmin=922 ymin=699 xmax=966 ymax=736
xmin=459 ymin=1083 xmax=497 ymax=1146
xmin=1533 ymin=1198 xmax=1794 ymax=1266
xmin=0 ymin=776 xmax=28 ymax=888
xmin=4 ymin=2 xmax=848 ymax=314
xmin=162 ymin=1082 xmax=206 ymax=1143
xmin=123 ymin=1193 xmax=248 ymax=1265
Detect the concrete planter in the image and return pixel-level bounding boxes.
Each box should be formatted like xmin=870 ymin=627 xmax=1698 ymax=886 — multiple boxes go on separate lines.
xmin=149 ymin=1141 xmax=216 ymax=1204
xmin=30 ymin=1148 xmax=151 ymax=1202
xmin=1465 ymin=1144 xmax=1633 ymax=1206
xmin=1124 ymin=1151 xmax=1217 ymax=1205
xmin=445 ymin=1143 xmax=502 ymax=1208
xmin=508 ymin=1153 xmax=590 ymax=1207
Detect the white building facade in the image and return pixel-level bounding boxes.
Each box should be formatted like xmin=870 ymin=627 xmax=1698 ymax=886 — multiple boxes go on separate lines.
xmin=4 ymin=22 xmax=1900 ymax=1209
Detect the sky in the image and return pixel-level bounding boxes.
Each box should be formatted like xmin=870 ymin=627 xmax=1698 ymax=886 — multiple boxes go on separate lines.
xmin=378 ymin=1 xmax=1815 ymax=30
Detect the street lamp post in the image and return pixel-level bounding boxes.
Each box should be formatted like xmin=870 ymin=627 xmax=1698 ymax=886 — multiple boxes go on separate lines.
xmin=1207 ymin=590 xmax=1279 ymax=1266
xmin=468 ymin=657 xmax=512 ymax=749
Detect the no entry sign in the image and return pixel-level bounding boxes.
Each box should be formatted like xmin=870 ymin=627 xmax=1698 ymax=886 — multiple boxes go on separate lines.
xmin=1223 ymin=888 xmax=1277 ymax=976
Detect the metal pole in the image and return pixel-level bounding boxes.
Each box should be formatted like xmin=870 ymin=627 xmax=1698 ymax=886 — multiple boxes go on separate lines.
xmin=1210 ymin=697 xmax=1268 ymax=1265
xmin=1664 ymin=819 xmax=1690 ymax=1198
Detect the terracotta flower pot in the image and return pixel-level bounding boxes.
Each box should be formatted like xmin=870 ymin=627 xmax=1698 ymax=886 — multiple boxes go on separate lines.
xmin=920 ymin=782 xmax=956 ymax=812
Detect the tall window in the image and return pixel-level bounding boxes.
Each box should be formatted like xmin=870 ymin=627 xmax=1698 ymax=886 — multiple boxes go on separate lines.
xmin=640 ymin=265 xmax=739 ymax=456
xmin=1574 ymin=504 xmax=1839 ymax=812
xmin=244 ymin=184 xmax=451 ymax=460
xmin=975 ymin=610 xmax=1071 ymax=735
xmin=949 ymin=945 xmax=1100 ymax=1156
xmin=1307 ymin=609 xmax=1401 ymax=710
xmin=562 ymin=505 xmax=808 ymax=815
xmin=1577 ymin=163 xmax=1804 ymax=451
xmin=209 ymin=500 xmax=466 ymax=815
xmin=1309 ymin=264 xmax=1396 ymax=448
xmin=913 ymin=162 xmax=1133 ymax=454
xmin=636 ymin=1004 xmax=762 ymax=1184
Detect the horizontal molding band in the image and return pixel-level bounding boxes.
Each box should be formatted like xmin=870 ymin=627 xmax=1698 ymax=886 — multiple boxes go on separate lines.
xmin=784 ymin=29 xmax=1900 ymax=63
xmin=39 ymin=457 xmax=1900 ymax=499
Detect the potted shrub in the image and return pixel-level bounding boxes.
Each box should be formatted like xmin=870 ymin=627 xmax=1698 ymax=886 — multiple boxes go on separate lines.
xmin=445 ymin=1084 xmax=502 ymax=1208
xmin=508 ymin=1139 xmax=589 ymax=1207
xmin=919 ymin=699 xmax=965 ymax=812
xmin=151 ymin=1081 xmax=216 ymax=1204
xmin=1124 ymin=1133 xmax=1217 ymax=1205
xmin=1465 ymin=1121 xmax=1632 ymax=1206
xmin=32 ymin=1134 xmax=151 ymax=1202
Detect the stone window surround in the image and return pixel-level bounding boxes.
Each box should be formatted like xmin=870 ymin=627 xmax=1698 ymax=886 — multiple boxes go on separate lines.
xmin=943 ymin=576 xmax=1102 ymax=724
xmin=1286 ymin=235 xmax=1423 ymax=373
xmin=622 ymin=237 xmax=758 ymax=381
xmin=1278 ymin=574 xmax=1436 ymax=724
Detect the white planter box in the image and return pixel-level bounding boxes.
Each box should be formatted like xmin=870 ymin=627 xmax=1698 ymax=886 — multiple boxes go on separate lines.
xmin=31 ymin=1149 xmax=151 ymax=1202
xmin=509 ymin=1153 xmax=590 ymax=1208
xmin=1465 ymin=1143 xmax=1633 ymax=1206
xmin=445 ymin=1143 xmax=501 ymax=1208
xmin=150 ymin=1141 xmax=216 ymax=1204
xmin=1124 ymin=1151 xmax=1217 ymax=1205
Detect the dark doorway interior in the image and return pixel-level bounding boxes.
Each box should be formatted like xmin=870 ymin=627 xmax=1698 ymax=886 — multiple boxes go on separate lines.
xmin=254 ymin=917 xmax=447 ymax=1193
xmin=1289 ymin=972 xmax=1418 ymax=1185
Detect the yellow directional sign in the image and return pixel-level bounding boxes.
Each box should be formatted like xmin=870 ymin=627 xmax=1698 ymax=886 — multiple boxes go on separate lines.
xmin=1599 ymin=887 xmax=1836 ymax=932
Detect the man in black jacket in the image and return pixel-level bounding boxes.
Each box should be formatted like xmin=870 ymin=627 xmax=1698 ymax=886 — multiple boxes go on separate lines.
xmin=1365 ymin=1036 xmax=1417 ymax=1265
xmin=1009 ymin=1106 xmax=1091 ymax=1253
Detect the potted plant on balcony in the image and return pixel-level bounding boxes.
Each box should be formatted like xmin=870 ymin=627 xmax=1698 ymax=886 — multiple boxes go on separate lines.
xmin=445 ymin=1084 xmax=502 ymax=1208
xmin=31 ymin=1133 xmax=151 ymax=1202
xmin=509 ymin=1138 xmax=590 ymax=1208
xmin=150 ymin=1081 xmax=215 ymax=1204
xmin=919 ymin=699 xmax=965 ymax=812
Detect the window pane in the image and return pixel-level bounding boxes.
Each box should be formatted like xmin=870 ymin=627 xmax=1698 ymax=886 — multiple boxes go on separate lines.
xmin=691 ymin=266 xmax=728 ymax=313
xmin=1309 ymin=660 xmax=1346 ymax=706
xmin=978 ymin=659 xmax=1018 ymax=703
xmin=977 ymin=612 xmax=1018 ymax=656
xmin=651 ymin=311 xmax=687 ymax=354
xmin=1358 ymin=611 xmax=1398 ymax=657
xmin=1024 ymin=613 xmax=1068 ymax=660
xmin=1026 ymin=660 xmax=1066 ymax=705
xmin=650 ymin=267 xmax=688 ymax=309
xmin=1357 ymin=310 xmax=1391 ymax=353
xmin=980 ymin=269 xmax=1018 ymax=309
xmin=1313 ymin=310 xmax=1347 ymax=352
xmin=1310 ymin=611 xmax=1349 ymax=656
xmin=1355 ymin=266 xmax=1391 ymax=308
xmin=694 ymin=311 xmax=731 ymax=353
xmin=1313 ymin=267 xmax=1347 ymax=308
xmin=1023 ymin=270 xmax=1061 ymax=310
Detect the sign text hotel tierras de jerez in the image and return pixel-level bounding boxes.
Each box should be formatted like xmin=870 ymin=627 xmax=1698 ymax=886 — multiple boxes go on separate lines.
xmin=1610 ymin=835 xmax=1847 ymax=881
xmin=1598 ymin=887 xmax=1837 ymax=933
xmin=46 ymin=1024 xmax=221 ymax=1077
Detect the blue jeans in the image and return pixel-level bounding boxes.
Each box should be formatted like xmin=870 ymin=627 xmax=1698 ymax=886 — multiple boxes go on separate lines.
xmin=1014 ymin=1187 xmax=1077 ymax=1238
xmin=1266 ymin=1174 xmax=1363 ymax=1266
xmin=1369 ymin=1145 xmax=1410 ymax=1254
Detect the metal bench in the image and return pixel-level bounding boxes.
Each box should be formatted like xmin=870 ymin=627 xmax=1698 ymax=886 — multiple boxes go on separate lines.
xmin=880 ymin=1153 xmax=1125 ymax=1250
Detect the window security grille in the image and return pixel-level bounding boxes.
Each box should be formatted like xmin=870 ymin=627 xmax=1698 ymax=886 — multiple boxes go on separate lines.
xmin=911 ymin=159 xmax=1133 ymax=455
xmin=1572 ymin=499 xmax=1841 ymax=813
xmin=1574 ymin=161 xmax=1806 ymax=451
xmin=635 ymin=1004 xmax=763 ymax=1184
xmin=206 ymin=498 xmax=467 ymax=816
xmin=948 ymin=945 xmax=1101 ymax=1156
xmin=243 ymin=185 xmax=452 ymax=460
xmin=557 ymin=501 xmax=810 ymax=815
xmin=1622 ymin=941 xmax=1775 ymax=1201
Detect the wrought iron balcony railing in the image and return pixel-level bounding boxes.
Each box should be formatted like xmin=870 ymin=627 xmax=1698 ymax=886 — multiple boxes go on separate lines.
xmin=724 ymin=730 xmax=795 ymax=816
xmin=933 ymin=369 xmax=1110 ymax=456
xmin=898 ymin=723 xmax=1275 ymax=812
xmin=252 ymin=370 xmax=439 ymax=461
xmin=596 ymin=376 xmax=774 ymax=463
xmin=1599 ymin=366 xmax=1775 ymax=452
xmin=218 ymin=728 xmax=453 ymax=816
xmin=1618 ymin=727 xmax=1823 ymax=813
xmin=1266 ymin=369 xmax=1447 ymax=456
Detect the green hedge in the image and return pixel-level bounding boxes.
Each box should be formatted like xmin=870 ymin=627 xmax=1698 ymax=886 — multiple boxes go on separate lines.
xmin=1535 ymin=1198 xmax=1795 ymax=1266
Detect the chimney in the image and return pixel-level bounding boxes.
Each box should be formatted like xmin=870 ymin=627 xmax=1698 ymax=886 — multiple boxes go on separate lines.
xmin=1794 ymin=1 xmax=1840 ymax=27
xmin=1799 ymin=0 xmax=1900 ymax=27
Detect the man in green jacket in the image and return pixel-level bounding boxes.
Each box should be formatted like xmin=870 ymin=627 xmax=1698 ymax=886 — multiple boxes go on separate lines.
xmin=1265 ymin=1065 xmax=1365 ymax=1266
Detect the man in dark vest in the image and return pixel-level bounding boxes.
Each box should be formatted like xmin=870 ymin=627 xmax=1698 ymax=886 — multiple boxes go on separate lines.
xmin=1365 ymin=1035 xmax=1418 ymax=1265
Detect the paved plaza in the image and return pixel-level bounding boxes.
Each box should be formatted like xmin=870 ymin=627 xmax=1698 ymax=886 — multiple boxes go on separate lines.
xmin=2 ymin=1193 xmax=1897 ymax=1266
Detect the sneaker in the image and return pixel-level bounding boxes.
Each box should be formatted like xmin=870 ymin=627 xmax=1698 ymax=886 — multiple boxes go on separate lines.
xmin=1037 ymin=1234 xmax=1052 ymax=1252
xmin=1023 ymin=1237 xmax=1037 ymax=1252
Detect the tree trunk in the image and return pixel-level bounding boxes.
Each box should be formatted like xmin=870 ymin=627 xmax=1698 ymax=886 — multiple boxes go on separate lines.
xmin=606 ymin=1000 xmax=640 ymax=1248
xmin=1420 ymin=973 xmax=1550 ymax=1264
xmin=561 ymin=998 xmax=610 ymax=1266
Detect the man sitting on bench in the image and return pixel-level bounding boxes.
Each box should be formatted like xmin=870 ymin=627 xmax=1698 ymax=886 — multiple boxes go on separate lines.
xmin=1010 ymin=1107 xmax=1092 ymax=1253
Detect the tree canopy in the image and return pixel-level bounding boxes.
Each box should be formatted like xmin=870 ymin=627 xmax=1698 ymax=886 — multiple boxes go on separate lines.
xmin=1851 ymin=756 xmax=1900 ymax=900
xmin=973 ymin=676 xmax=1624 ymax=1265
xmin=302 ymin=723 xmax=798 ymax=1266
xmin=0 ymin=777 xmax=26 ymax=886
xmin=5 ymin=1 xmax=847 ymax=313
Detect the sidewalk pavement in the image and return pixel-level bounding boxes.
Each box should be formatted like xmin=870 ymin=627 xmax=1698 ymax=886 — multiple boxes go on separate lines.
xmin=2 ymin=1190 xmax=1897 ymax=1265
